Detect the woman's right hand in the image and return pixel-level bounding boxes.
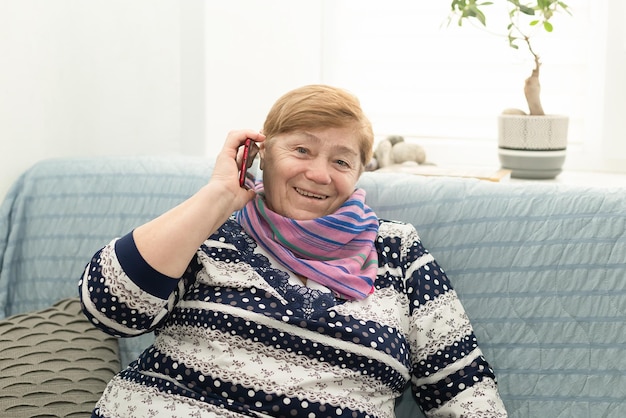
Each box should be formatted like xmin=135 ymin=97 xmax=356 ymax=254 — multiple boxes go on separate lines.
xmin=210 ymin=129 xmax=265 ymax=213
xmin=130 ymin=130 xmax=265 ymax=279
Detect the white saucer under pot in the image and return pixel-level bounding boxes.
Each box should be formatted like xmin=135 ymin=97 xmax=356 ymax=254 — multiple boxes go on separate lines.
xmin=498 ymin=148 xmax=567 ymax=179
xmin=497 ymin=114 xmax=569 ymax=179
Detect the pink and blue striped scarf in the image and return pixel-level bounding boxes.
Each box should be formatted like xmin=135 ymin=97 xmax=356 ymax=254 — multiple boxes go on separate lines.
xmin=235 ymin=184 xmax=379 ymax=300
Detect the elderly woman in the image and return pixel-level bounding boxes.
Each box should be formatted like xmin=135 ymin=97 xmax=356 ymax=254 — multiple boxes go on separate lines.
xmin=79 ymin=85 xmax=507 ymax=417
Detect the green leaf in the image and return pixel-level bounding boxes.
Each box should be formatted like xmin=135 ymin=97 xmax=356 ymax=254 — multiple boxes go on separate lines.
xmin=529 ymin=20 xmax=539 ymax=26
xmin=519 ymin=5 xmax=535 ymax=16
xmin=453 ymin=1 xmax=489 ymax=26
xmin=537 ymin=0 xmax=551 ymax=9
xmin=508 ymin=34 xmax=519 ymax=49
xmin=558 ymin=1 xmax=572 ymax=15
xmin=474 ymin=8 xmax=487 ymax=25
xmin=449 ymin=0 xmax=462 ymax=11
xmin=543 ymin=21 xmax=554 ymax=32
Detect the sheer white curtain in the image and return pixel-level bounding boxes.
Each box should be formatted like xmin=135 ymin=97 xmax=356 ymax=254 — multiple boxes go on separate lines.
xmin=321 ymin=0 xmax=624 ymax=172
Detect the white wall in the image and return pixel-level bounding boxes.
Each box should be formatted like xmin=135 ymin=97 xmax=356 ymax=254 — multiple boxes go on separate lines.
xmin=0 ymin=1 xmax=321 ymax=201
xmin=0 ymin=1 xmax=198 ymax=199
xmin=599 ymin=0 xmax=626 ymax=171
xmin=203 ymin=1 xmax=322 ymax=157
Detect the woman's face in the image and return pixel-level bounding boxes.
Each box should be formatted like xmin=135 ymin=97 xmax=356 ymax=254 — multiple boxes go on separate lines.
xmin=259 ymin=126 xmax=363 ymax=220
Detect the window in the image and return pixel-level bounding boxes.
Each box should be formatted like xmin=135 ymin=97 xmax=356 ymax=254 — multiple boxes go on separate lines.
xmin=321 ymin=0 xmax=625 ymax=173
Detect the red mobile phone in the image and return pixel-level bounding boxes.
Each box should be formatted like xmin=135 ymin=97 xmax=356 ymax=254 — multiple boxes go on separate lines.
xmin=239 ymin=138 xmax=254 ymax=187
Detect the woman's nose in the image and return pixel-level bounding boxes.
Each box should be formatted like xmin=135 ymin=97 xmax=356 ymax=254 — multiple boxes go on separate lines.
xmin=304 ymin=159 xmax=332 ymax=184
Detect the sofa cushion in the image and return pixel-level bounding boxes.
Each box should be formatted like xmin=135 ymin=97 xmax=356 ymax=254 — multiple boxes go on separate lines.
xmin=0 ymin=297 xmax=120 ymax=417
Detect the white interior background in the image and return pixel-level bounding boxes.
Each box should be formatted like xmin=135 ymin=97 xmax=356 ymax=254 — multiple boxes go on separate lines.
xmin=1 ymin=0 xmax=624 ymax=200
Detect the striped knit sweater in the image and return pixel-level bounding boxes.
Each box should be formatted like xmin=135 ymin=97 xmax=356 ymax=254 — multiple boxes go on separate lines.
xmin=79 ymin=218 xmax=506 ymax=418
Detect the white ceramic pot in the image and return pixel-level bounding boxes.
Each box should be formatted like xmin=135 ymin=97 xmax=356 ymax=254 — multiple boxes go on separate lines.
xmin=497 ymin=114 xmax=569 ymax=179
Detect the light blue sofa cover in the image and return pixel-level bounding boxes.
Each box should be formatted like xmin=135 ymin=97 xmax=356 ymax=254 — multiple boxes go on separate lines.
xmin=1 ymin=156 xmax=625 ymax=417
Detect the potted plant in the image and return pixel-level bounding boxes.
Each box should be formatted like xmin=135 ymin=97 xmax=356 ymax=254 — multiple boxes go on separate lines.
xmin=449 ymin=0 xmax=572 ymax=179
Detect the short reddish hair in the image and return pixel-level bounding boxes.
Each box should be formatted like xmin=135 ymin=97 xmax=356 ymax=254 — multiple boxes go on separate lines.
xmin=262 ymin=85 xmax=374 ymax=166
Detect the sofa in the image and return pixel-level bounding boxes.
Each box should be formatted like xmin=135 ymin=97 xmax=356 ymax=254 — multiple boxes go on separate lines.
xmin=0 ymin=156 xmax=624 ymax=418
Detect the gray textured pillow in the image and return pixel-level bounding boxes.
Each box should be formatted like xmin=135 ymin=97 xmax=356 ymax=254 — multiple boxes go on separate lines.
xmin=0 ymin=297 xmax=120 ymax=417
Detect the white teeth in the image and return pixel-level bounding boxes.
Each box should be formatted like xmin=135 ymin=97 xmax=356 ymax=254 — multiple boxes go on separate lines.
xmin=296 ymin=188 xmax=326 ymax=199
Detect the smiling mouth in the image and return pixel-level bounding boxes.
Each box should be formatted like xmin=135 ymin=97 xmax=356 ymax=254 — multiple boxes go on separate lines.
xmin=295 ymin=187 xmax=328 ymax=200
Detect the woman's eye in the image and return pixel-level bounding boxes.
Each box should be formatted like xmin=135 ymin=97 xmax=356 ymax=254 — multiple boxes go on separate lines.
xmin=296 ymin=147 xmax=308 ymax=154
xmin=336 ymin=159 xmax=350 ymax=168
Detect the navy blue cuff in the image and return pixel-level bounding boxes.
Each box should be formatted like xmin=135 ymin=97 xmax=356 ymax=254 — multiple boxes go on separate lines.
xmin=114 ymin=231 xmax=180 ymax=300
